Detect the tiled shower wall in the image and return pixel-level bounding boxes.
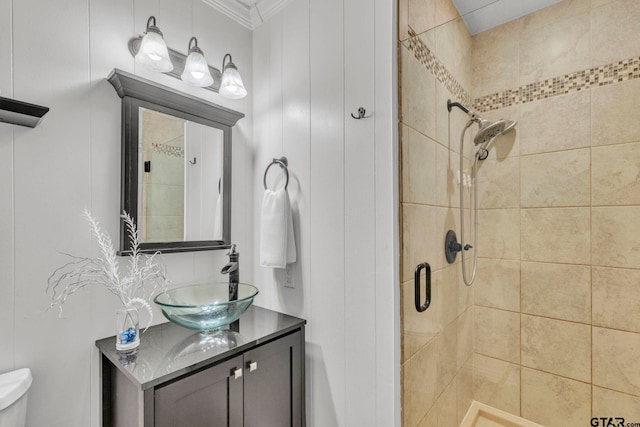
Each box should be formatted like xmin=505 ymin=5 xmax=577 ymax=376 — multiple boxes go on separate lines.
xmin=471 ymin=1 xmax=640 ymax=426
xmin=398 ymin=1 xmax=476 ymax=425
xmin=400 ymin=0 xmax=640 ymax=426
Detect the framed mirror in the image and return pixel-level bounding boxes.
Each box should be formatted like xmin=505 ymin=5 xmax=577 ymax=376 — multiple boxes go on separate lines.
xmin=108 ymin=69 xmax=244 ymax=254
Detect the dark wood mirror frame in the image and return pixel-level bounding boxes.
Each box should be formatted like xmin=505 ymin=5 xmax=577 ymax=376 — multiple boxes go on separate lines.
xmin=108 ymin=69 xmax=244 ymax=254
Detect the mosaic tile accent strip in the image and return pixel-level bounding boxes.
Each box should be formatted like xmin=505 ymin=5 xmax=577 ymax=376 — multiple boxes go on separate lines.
xmin=152 ymin=142 xmax=184 ymax=158
xmin=474 ymin=56 xmax=640 ymax=112
xmin=406 ymin=27 xmax=472 ymax=107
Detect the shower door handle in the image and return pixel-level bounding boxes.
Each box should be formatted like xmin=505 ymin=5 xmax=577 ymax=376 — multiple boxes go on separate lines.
xmin=414 ymin=262 xmax=431 ymax=312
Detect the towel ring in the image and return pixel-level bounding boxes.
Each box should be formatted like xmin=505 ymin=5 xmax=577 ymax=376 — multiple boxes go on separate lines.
xmin=263 ymin=156 xmax=289 ymax=190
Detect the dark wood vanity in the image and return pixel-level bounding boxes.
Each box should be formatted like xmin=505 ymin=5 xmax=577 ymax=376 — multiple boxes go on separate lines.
xmin=96 ymin=306 xmax=305 ymax=427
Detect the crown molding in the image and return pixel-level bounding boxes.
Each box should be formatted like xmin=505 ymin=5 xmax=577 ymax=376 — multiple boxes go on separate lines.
xmin=202 ymin=0 xmax=295 ymax=30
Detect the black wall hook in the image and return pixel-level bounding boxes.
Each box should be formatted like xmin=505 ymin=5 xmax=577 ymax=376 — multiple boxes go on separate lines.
xmin=351 ymin=107 xmax=371 ymax=119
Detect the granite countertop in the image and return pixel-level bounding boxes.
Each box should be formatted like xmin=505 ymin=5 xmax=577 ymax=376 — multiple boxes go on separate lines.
xmin=96 ymin=305 xmax=305 ymax=390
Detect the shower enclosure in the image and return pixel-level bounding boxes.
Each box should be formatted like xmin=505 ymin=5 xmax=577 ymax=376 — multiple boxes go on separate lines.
xmin=399 ymin=0 xmax=640 ymax=426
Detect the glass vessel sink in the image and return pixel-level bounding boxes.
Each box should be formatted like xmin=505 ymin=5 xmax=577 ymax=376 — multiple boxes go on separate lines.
xmin=154 ymin=282 xmax=259 ymax=332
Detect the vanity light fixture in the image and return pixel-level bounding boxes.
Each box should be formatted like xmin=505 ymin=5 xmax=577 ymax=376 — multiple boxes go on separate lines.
xmin=135 ymin=16 xmax=173 ymax=73
xmin=219 ymin=54 xmax=247 ymax=99
xmin=181 ymin=37 xmax=214 ymax=87
xmin=128 ymin=25 xmax=246 ymax=98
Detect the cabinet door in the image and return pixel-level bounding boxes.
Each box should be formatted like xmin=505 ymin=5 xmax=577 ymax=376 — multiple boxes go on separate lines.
xmin=155 ymin=355 xmax=244 ymax=427
xmin=243 ymin=331 xmax=303 ymax=427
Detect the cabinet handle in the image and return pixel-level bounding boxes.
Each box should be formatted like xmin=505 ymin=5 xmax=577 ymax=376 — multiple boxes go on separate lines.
xmin=231 ymin=368 xmax=243 ymax=379
xmin=248 ymin=361 xmax=258 ymax=372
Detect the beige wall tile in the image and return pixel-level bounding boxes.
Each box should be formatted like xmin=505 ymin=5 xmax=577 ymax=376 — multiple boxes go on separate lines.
xmin=417 ymin=404 xmax=438 ymax=427
xmin=478 ymin=209 xmax=520 ymax=260
xmin=476 ymin=156 xmax=520 ymax=209
xmin=400 ymin=43 xmax=437 ymax=140
xmin=474 ymin=306 xmax=520 ymax=363
xmin=438 ymin=320 xmax=458 ymax=395
xmin=449 ymin=153 xmax=465 ymax=208
xmin=521 ymin=368 xmax=591 ymax=427
xmin=435 ymin=142 xmax=451 ymax=207
xmin=521 ymin=262 xmax=591 ymax=323
xmin=521 ymin=208 xmax=590 ymax=264
xmin=441 ymin=264 xmax=461 ymax=327
xmin=591 ymin=0 xmax=616 ymax=7
xmin=437 ymin=379 xmax=458 ymax=427
xmin=592 ymin=79 xmax=640 ymax=146
xmin=404 ymin=127 xmax=437 ymax=205
xmin=401 ymin=278 xmax=440 ymax=362
xmin=520 ymin=0 xmax=591 ymax=32
xmin=521 ymin=149 xmax=590 ymax=207
xmin=593 ymin=386 xmax=640 ymax=421
xmin=472 ymin=19 xmax=520 ymax=98
xmin=457 ymin=263 xmax=473 ymax=316
xmin=519 ymin=11 xmax=590 ymax=86
xmin=435 ymin=17 xmax=472 ymax=91
xmin=521 ymin=314 xmax=591 ymax=382
xmin=403 ymin=340 xmax=439 ymax=427
xmin=591 ymin=0 xmax=640 ymax=67
xmin=419 ymin=26 xmax=437 ymax=53
xmin=406 ymin=0 xmax=436 ymax=39
xmin=457 ymin=359 xmax=474 ymax=424
xmin=593 ymin=327 xmax=640 ymax=396
xmin=473 ymin=354 xmax=521 ymax=415
xmin=407 ymin=0 xmax=459 ymax=39
xmin=474 ymin=258 xmax=520 ymax=312
xmin=593 ymin=207 xmax=640 ymax=269
xmin=457 ymin=307 xmax=473 ymax=370
xmin=592 ymin=142 xmax=640 ymax=206
xmin=401 ymin=203 xmax=436 ymax=282
xmin=520 ymin=91 xmax=590 ymax=155
xmin=593 ymin=267 xmax=640 ymax=333
xmin=434 ymin=0 xmax=460 ymax=30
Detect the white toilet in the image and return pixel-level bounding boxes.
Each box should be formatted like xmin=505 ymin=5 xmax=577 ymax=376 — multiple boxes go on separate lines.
xmin=0 ymin=369 xmax=32 ymax=427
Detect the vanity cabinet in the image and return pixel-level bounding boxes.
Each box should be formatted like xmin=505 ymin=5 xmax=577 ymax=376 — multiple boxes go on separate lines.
xmin=96 ymin=306 xmax=305 ymax=427
xmin=154 ymin=355 xmax=243 ymax=427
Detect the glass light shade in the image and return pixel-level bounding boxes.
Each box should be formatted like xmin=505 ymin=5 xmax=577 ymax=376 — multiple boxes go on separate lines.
xmin=219 ymin=65 xmax=247 ymax=99
xmin=135 ymin=31 xmax=173 ymax=73
xmin=181 ymin=50 xmax=214 ymax=87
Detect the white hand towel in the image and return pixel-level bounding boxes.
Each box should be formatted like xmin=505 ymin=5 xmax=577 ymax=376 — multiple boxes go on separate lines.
xmin=260 ymin=188 xmax=296 ymax=268
xmin=213 ymin=193 xmax=223 ymax=241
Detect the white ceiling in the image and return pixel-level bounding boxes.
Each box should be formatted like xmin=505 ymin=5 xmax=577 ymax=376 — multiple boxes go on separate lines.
xmin=202 ymin=0 xmax=294 ymax=30
xmin=451 ymin=0 xmax=562 ymax=34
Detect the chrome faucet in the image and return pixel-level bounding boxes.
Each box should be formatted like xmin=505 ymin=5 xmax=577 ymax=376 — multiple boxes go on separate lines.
xmin=221 ymin=244 xmax=239 ymax=300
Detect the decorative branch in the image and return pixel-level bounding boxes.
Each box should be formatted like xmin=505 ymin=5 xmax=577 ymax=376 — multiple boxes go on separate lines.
xmin=47 ymin=210 xmax=169 ymax=330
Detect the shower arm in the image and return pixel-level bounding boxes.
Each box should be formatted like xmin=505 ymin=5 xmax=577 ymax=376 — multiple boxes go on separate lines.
xmin=447 ymin=99 xmax=479 ymax=121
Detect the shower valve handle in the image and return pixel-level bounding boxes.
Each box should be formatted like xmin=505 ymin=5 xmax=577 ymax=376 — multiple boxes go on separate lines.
xmin=464 ymin=244 xmax=473 ymax=251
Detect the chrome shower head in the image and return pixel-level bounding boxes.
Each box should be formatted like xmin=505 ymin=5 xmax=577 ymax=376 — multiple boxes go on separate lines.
xmin=501 ymin=119 xmax=518 ymax=134
xmin=473 ymin=119 xmax=507 ymax=147
xmin=474 ymin=118 xmax=518 ymax=148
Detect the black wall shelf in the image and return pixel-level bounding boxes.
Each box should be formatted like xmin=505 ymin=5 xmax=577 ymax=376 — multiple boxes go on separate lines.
xmin=0 ymin=96 xmax=50 ymax=128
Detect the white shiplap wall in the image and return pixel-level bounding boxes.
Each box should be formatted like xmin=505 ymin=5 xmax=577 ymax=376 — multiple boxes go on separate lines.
xmin=0 ymin=1 xmax=253 ymax=426
xmin=252 ymin=0 xmax=398 ymax=425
